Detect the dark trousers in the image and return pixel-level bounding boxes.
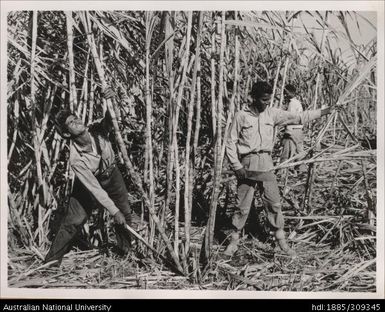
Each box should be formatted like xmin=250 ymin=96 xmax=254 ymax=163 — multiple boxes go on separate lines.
xmin=45 ymin=167 xmax=132 ymax=263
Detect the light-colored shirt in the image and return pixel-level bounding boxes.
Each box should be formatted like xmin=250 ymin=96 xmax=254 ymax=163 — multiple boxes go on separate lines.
xmin=286 ymin=97 xmax=304 ymax=132
xmin=69 ymin=117 xmax=119 ymax=216
xmin=226 ymin=105 xmax=321 ymax=171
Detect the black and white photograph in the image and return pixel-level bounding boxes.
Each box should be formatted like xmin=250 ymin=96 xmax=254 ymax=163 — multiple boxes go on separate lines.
xmin=1 ymin=1 xmax=384 ymax=299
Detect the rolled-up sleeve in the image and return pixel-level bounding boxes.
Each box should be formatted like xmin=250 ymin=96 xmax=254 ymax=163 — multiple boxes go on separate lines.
xmin=299 ymin=109 xmax=322 ymax=124
xmin=226 ymin=113 xmax=243 ymax=171
xmin=272 ymin=108 xmax=322 ymax=126
xmin=71 ymin=161 xmax=119 ymax=216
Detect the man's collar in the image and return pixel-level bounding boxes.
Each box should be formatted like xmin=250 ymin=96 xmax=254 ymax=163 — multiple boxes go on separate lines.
xmin=72 ymin=130 xmax=94 ymax=154
xmin=73 ymin=141 xmax=88 ymax=153
xmin=244 ymin=105 xmax=262 ymax=117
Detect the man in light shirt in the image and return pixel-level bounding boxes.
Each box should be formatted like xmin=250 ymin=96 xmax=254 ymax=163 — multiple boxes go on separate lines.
xmin=44 ymin=89 xmax=133 ymax=266
xmin=224 ymin=81 xmax=332 ymax=257
xmin=280 ymin=84 xmax=305 ymax=168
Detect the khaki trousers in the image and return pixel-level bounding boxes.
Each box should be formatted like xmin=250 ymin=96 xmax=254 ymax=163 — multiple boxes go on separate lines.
xmin=232 ymin=154 xmax=284 ymax=231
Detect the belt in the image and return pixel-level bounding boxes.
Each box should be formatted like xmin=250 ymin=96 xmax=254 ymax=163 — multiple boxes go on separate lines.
xmin=241 ymin=150 xmax=271 ymax=160
xmin=286 ymin=125 xmax=303 ymax=130
xmin=249 ymin=150 xmax=271 ymax=155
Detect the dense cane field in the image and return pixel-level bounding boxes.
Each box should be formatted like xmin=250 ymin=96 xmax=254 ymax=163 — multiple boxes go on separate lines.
xmin=6 ymin=10 xmax=378 ymax=292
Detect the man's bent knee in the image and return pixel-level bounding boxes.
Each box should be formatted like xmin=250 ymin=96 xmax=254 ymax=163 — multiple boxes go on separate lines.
xmin=65 ymin=198 xmax=88 ymax=226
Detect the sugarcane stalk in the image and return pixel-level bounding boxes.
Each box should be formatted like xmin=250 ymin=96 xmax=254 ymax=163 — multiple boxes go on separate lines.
xmin=205 ymin=12 xmax=226 ymax=260
xmin=82 ymin=12 xmax=183 ymax=273
xmin=88 ymin=69 xmax=95 ymax=125
xmin=189 ymin=14 xmax=203 ymax=227
xmin=30 ymin=10 xmax=41 ymax=184
xmin=65 ymin=11 xmax=78 ymax=112
xmin=361 ymin=160 xmax=375 ymax=226
xmin=270 ymin=58 xmax=282 ymax=107
xmin=38 ymin=85 xmax=57 ymax=144
xmin=163 ymin=11 xmax=175 ymax=229
xmin=194 ymin=65 xmax=202 ymax=146
xmin=184 ymin=11 xmax=203 ymax=254
xmin=174 ymin=140 xmax=181 ymax=255
xmin=210 ymin=26 xmax=217 ymax=138
xmin=220 ymin=11 xmax=239 ymax=168
xmin=29 ymin=11 xmax=45 ymax=246
xmin=123 ymin=225 xmax=183 ymax=276
xmin=79 ymin=49 xmax=90 ymax=122
xmin=8 ymin=59 xmax=23 ymax=163
xmin=8 ymin=94 xmax=20 ymax=163
xmin=337 ymin=109 xmax=359 ymax=143
xmin=303 ymin=12 xmax=328 ymax=212
xmin=145 ymin=12 xmax=156 ymax=246
xmin=170 ymin=12 xmax=192 ymax=264
xmin=278 ymin=56 xmax=290 ymax=109
xmin=353 ymin=90 xmax=358 ymax=136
